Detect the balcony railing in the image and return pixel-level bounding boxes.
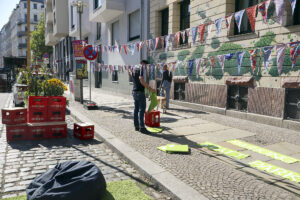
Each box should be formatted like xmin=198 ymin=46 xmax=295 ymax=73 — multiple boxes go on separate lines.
xmin=17 ymin=31 xmax=27 ymax=37
xmin=17 ymin=20 xmax=38 ymax=25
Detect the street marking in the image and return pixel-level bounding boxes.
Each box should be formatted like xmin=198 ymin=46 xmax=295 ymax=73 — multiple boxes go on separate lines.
xmin=227 ymin=140 xmax=299 ymax=164
xmin=249 ymin=160 xmax=300 ymax=183
xmin=198 ymin=142 xmax=249 ymax=159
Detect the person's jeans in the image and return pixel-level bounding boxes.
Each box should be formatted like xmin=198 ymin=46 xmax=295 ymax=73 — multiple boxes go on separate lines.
xmin=162 ymin=81 xmax=171 ymax=108
xmin=133 ymin=91 xmax=146 ymax=128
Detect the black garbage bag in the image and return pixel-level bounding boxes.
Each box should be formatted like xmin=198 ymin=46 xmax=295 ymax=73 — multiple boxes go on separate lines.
xmin=27 ymin=161 xmax=106 ymax=200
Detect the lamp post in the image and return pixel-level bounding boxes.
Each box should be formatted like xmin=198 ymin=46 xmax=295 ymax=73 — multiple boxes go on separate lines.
xmin=26 ymin=0 xmax=31 ymax=70
xmin=71 ymin=1 xmax=87 ymax=104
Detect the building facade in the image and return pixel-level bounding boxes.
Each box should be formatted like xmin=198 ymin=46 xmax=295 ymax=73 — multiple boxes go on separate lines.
xmin=147 ymin=0 xmax=300 ymax=127
xmin=0 ymin=0 xmax=44 ymax=67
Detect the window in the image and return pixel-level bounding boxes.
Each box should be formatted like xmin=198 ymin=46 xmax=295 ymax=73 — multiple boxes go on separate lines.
xmin=234 ymin=0 xmax=258 ymax=35
xmin=25 ymin=14 xmax=27 ymax=22
xmin=161 ymin=8 xmax=169 ymax=36
xmin=129 ymin=10 xmax=140 ymax=41
xmin=227 ymin=86 xmax=248 ymax=111
xmin=41 ymin=5 xmax=44 ymax=9
xmin=94 ymin=0 xmax=102 ymax=10
xmin=112 ymin=68 xmax=118 ymax=82
xmin=111 ymin=21 xmax=119 ymax=45
xmin=24 ymin=3 xmax=27 ymax=8
xmin=294 ymin=0 xmax=300 ymax=25
xmin=25 ymin=26 xmax=27 ymax=31
xmin=179 ymin=0 xmax=190 ymax=45
xmin=71 ymin=6 xmax=75 ymax=29
xmin=34 ymin=15 xmax=38 ymax=22
xmin=34 ymin=4 xmax=37 ymax=9
xmin=174 ymin=83 xmax=185 ymax=101
xmin=285 ymin=88 xmax=300 ymax=121
xmin=34 ymin=26 xmax=37 ymax=31
xmin=96 ymin=23 xmax=101 ymax=40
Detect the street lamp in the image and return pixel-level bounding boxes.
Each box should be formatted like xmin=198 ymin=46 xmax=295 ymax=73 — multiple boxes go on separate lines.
xmin=71 ymin=1 xmax=88 ymax=104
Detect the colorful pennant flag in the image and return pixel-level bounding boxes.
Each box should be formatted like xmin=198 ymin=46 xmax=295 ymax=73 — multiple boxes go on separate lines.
xmin=192 ymin=26 xmax=198 ymax=45
xmin=249 ymin=49 xmax=259 ymax=72
xmin=246 ymin=5 xmax=257 ymax=32
xmin=172 ymin=62 xmax=177 ymax=72
xmin=225 ymin=14 xmax=233 ymax=31
xmin=207 ymin=23 xmax=213 ymax=38
xmin=181 ymin=31 xmax=186 ymax=44
xmin=290 ymin=0 xmax=297 ymax=15
xmin=177 ymin=61 xmax=182 ymax=72
xmin=155 ymin=37 xmax=160 ymax=50
xmin=165 ymin=35 xmax=169 ymax=52
xmin=189 ymin=60 xmax=194 ymax=76
xmin=160 ymin=37 xmax=165 ymax=49
xmin=258 ymin=0 xmax=271 ymax=23
xmin=215 ymin=18 xmax=223 ymax=36
xmin=195 ymin=58 xmax=201 ymax=78
xmin=150 ymin=64 xmax=155 ymax=80
xmin=210 ymin=56 xmax=215 ymax=68
xmin=235 ymin=9 xmax=245 ymax=33
xmin=289 ymin=41 xmax=300 ymax=68
xmin=263 ymin=46 xmax=274 ymax=72
xmin=274 ymin=0 xmax=285 ymax=25
xmin=225 ymin=53 xmax=235 ymax=60
xmin=217 ymin=55 xmax=225 ymax=74
xmin=123 ymin=44 xmax=128 ymax=55
xmin=169 ymin=34 xmax=175 ymax=48
xmin=236 ymin=51 xmax=246 ymax=75
xmin=202 ymin=58 xmax=207 ymax=73
xmin=186 ymin=29 xmax=190 ymax=43
xmin=276 ymin=44 xmax=287 ymax=74
xmin=175 ymin=32 xmax=181 ymax=47
xmin=198 ymin=24 xmax=206 ymax=43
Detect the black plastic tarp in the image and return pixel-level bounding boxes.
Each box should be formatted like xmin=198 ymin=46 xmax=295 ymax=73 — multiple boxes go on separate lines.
xmin=27 ymin=161 xmax=106 ymax=200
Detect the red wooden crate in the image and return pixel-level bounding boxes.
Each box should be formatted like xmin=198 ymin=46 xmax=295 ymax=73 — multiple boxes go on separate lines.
xmin=47 ymin=108 xmax=66 ymax=122
xmin=28 ymin=96 xmax=48 ymax=110
xmin=27 ymin=123 xmax=49 ymax=140
xmin=2 ymin=108 xmax=27 ymax=125
xmin=74 ymin=123 xmax=94 ymax=140
xmin=6 ymin=124 xmax=28 ymax=141
xmin=48 ymin=96 xmax=66 ymax=110
xmin=145 ymin=110 xmax=160 ymax=127
xmin=48 ymin=122 xmax=67 ymax=139
xmin=28 ymin=109 xmax=47 ymax=123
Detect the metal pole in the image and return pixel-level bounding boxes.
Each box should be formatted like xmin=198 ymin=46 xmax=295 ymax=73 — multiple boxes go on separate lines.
xmin=79 ymin=6 xmax=83 ymax=104
xmin=26 ymin=0 xmax=31 ymax=70
xmin=89 ymin=62 xmax=91 ymax=102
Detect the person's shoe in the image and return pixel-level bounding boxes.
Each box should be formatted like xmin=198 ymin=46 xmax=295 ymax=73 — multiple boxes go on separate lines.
xmin=135 ymin=127 xmax=140 ymax=131
xmin=139 ymin=127 xmax=150 ymax=134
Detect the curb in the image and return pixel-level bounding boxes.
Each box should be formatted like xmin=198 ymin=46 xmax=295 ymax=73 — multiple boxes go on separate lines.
xmin=67 ymin=107 xmax=208 ymax=200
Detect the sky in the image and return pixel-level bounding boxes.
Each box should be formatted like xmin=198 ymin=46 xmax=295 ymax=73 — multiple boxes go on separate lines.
xmin=0 ymin=0 xmax=20 ymax=30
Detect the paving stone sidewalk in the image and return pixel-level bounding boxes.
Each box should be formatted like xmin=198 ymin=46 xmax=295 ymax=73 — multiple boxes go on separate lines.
xmin=0 ymin=97 xmax=170 ymax=199
xmin=67 ymin=87 xmax=300 ymax=200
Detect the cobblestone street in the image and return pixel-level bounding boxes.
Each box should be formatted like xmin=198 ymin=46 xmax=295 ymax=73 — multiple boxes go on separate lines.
xmin=0 ymin=94 xmax=169 ymax=199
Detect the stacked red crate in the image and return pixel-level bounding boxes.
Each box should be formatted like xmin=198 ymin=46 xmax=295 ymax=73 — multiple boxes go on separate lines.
xmin=145 ymin=110 xmax=160 ymax=127
xmin=2 ymin=108 xmax=28 ymax=141
xmin=28 ymin=96 xmax=48 ymax=123
xmin=74 ymin=123 xmax=94 ymax=140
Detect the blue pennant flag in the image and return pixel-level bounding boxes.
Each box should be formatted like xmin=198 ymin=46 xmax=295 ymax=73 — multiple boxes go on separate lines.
xmin=236 ymin=51 xmax=246 ymax=75
xmin=189 ymin=60 xmax=194 ymax=76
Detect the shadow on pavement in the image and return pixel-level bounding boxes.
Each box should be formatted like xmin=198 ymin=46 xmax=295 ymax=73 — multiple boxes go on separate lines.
xmin=168 ymin=108 xmax=208 ymax=115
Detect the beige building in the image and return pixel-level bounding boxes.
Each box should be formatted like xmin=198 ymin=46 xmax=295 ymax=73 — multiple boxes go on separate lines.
xmin=149 ymin=0 xmax=300 ymax=127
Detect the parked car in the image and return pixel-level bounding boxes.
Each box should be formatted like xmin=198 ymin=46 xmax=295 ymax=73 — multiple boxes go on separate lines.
xmin=13 ymin=84 xmax=27 ymax=107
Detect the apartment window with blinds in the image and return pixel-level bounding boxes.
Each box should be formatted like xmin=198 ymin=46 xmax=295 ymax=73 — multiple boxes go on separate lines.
xmin=161 ymin=8 xmax=169 ymax=36
xmin=24 ymin=3 xmax=27 ymax=8
xmin=25 ymin=14 xmax=27 ymax=22
xmin=71 ymin=6 xmax=75 ymax=29
xmin=129 ymin=10 xmax=140 ymax=41
xmin=234 ymin=0 xmax=258 ymax=35
xmin=34 ymin=4 xmax=37 ymax=9
xmin=96 ymin=23 xmax=101 ymax=40
xmin=34 ymin=15 xmax=38 ymax=22
xmin=111 ymin=21 xmax=119 ymax=45
xmin=180 ymin=0 xmax=190 ymax=45
xmin=94 ymin=0 xmax=102 ymax=10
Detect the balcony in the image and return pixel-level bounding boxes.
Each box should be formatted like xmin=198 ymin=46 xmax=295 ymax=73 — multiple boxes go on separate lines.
xmin=18 ymin=43 xmax=27 ymax=49
xmin=17 ymin=31 xmax=27 ymax=37
xmin=89 ymin=0 xmax=125 ymax=23
xmin=45 ymin=32 xmax=59 ymax=46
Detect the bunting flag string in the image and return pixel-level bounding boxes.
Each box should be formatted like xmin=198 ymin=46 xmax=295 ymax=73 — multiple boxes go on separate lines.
xmin=276 ymin=43 xmax=287 ymax=74
xmin=274 ymin=0 xmax=285 ymax=25
xmin=217 ymin=55 xmax=225 ymax=74
xmin=225 ymin=14 xmax=233 ymax=31
xmin=189 ymin=60 xmax=194 ymax=76
xmin=175 ymin=32 xmax=181 ymax=47
xmin=249 ymin=49 xmax=259 ymax=72
xmin=236 ymin=51 xmax=246 ymax=75
xmin=263 ymin=46 xmax=274 ymax=72
xmin=215 ymin=18 xmax=223 ymax=36
xmin=235 ymin=9 xmax=245 ymax=34
xmin=246 ymin=5 xmax=257 ymax=32
xmin=192 ymin=27 xmax=198 ymax=45
xmin=258 ymin=0 xmax=270 ymax=23
xmin=195 ymin=58 xmax=201 ymax=78
xmin=198 ymin=24 xmax=206 ymax=43
xmin=155 ymin=37 xmax=160 ymax=50
xmin=289 ymin=41 xmax=300 ymax=68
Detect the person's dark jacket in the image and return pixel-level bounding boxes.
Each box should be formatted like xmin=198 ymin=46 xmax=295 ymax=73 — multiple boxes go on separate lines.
xmin=162 ymin=70 xmax=172 ymax=83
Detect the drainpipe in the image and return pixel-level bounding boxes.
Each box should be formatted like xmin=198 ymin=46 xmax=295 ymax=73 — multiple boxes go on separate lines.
xmin=140 ymin=0 xmax=143 ymax=62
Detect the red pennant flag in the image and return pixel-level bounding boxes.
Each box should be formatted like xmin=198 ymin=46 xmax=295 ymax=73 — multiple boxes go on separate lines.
xmin=123 ymin=45 xmax=128 ymax=55
xmin=136 ymin=42 xmax=140 ymax=52
xmin=160 ymin=37 xmax=165 ymax=49
xmin=198 ymin=24 xmax=205 ymax=43
xmin=246 ymin=5 xmax=257 ymax=32
xmin=210 ymin=56 xmax=215 ymax=68
xmin=175 ymin=32 xmax=181 ymax=47
xmin=155 ymin=37 xmax=160 ymax=49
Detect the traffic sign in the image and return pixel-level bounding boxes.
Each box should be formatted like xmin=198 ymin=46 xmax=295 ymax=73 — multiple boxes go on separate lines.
xmin=83 ymin=45 xmax=98 ymax=61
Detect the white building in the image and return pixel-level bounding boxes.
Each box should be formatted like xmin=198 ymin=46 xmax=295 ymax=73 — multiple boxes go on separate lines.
xmin=0 ymin=0 xmax=44 ymax=67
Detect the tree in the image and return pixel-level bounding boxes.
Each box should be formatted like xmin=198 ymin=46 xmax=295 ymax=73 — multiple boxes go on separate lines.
xmin=31 ymin=12 xmax=52 ymax=62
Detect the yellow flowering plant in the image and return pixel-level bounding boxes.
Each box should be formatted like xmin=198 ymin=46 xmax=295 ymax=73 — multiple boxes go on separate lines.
xmin=42 ymin=78 xmax=68 ymax=96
